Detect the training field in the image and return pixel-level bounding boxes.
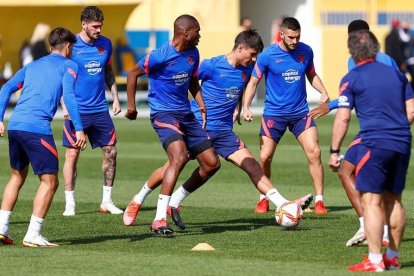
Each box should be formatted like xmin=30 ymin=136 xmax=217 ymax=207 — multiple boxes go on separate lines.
xmin=1 ymin=115 xmax=414 ymax=275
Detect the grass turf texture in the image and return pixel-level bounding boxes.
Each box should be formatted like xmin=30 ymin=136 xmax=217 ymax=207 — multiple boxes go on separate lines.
xmin=1 ymin=115 xmax=414 ymax=275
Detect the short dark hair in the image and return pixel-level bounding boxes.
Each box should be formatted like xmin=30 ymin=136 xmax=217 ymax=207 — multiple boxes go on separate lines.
xmin=80 ymin=6 xmax=104 ymax=22
xmin=348 ymin=19 xmax=370 ymax=34
xmin=348 ymin=30 xmax=379 ymax=62
xmin=174 ymin=14 xmax=198 ymax=29
xmin=281 ymin=17 xmax=301 ymax=31
xmin=233 ymin=29 xmax=264 ymax=53
xmin=48 ymin=27 xmax=76 ymax=50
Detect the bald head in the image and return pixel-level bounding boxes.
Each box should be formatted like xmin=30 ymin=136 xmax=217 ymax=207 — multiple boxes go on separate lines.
xmin=174 ymin=14 xmax=199 ymax=32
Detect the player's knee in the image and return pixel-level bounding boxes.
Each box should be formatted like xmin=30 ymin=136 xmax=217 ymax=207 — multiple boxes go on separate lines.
xmin=307 ymin=146 xmax=321 ymax=161
xmin=259 ymin=155 xmax=273 ymax=168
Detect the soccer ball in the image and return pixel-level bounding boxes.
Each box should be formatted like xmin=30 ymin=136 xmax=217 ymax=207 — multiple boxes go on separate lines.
xmin=275 ymin=201 xmax=302 ymax=229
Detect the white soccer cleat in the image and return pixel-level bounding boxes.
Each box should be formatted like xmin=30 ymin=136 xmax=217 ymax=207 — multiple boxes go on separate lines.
xmin=63 ymin=204 xmax=75 ymax=216
xmin=99 ymin=201 xmax=124 ymax=214
xmin=346 ymin=228 xmax=366 ymax=247
xmin=23 ymin=235 xmax=59 ymax=248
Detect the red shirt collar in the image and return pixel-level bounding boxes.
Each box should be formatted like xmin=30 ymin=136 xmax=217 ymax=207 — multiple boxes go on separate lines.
xmin=356 ymin=58 xmax=375 ymax=66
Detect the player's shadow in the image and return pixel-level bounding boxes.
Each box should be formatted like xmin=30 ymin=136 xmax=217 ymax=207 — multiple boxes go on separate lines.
xmin=324 ymin=206 xmax=354 ymax=212
xmin=53 ymin=232 xmax=174 ymax=245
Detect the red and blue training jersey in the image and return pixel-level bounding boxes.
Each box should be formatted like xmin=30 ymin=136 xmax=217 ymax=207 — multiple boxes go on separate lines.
xmin=138 ymin=42 xmax=199 ymax=115
xmin=338 ymin=60 xmax=413 ymax=153
xmin=71 ymin=34 xmax=112 ymax=114
xmin=191 ymin=55 xmax=253 ymax=130
xmin=252 ymin=42 xmax=315 ymax=116
xmin=0 ymin=53 xmax=83 ymax=135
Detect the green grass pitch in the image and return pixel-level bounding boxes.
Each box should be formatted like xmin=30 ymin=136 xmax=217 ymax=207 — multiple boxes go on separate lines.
xmin=1 ymin=115 xmax=413 ymax=275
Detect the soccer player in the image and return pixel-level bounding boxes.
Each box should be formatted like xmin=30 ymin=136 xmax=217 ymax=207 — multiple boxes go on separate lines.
xmin=123 ymin=30 xmax=313 ymax=229
xmin=62 ymin=6 xmax=123 ymax=216
xmin=124 ymin=15 xmax=220 ymax=235
xmin=309 ymin=19 xmax=394 ymax=247
xmin=330 ymin=30 xmax=414 ymax=272
xmin=242 ymin=17 xmax=329 ymax=215
xmin=0 ymin=27 xmax=87 ymax=247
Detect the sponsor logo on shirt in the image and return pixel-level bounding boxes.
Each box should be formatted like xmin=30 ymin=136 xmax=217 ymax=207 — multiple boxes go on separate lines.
xmin=282 ymin=69 xmax=301 ymax=83
xmin=85 ymin=61 xmax=102 ymax=75
xmin=225 ymin=86 xmax=240 ymax=100
xmin=173 ymin=71 xmax=189 ymax=86
xmin=338 ymin=95 xmax=350 ymax=107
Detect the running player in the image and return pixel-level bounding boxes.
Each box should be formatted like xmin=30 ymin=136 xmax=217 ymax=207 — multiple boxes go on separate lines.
xmin=123 ymin=30 xmax=313 ymax=229
xmin=0 ymin=27 xmax=87 ymax=247
xmin=62 ymin=6 xmax=123 ymax=216
xmin=330 ymin=30 xmax=414 ymax=272
xmin=243 ymin=17 xmax=329 ymax=215
xmin=125 ymin=15 xmax=220 ymax=235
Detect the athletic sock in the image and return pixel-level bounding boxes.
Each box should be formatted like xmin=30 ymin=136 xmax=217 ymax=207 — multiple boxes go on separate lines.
xmin=259 ymin=193 xmax=267 ymax=201
xmin=0 ymin=210 xmax=12 ymax=235
xmin=64 ymin=190 xmax=75 ymax=207
xmin=266 ymin=188 xmax=288 ymax=209
xmin=102 ymin=186 xmax=113 ymax=203
xmin=368 ymin=253 xmax=383 ymax=265
xmin=383 ymin=225 xmax=389 ymax=240
xmin=154 ymin=194 xmax=171 ymax=221
xmin=385 ymin=248 xmax=399 ymax=259
xmin=315 ymin=195 xmax=323 ymax=203
xmin=133 ymin=182 xmax=153 ymax=204
xmin=169 ymin=186 xmax=190 ymax=208
xmin=359 ymin=216 xmax=365 ymax=230
xmin=25 ymin=215 xmax=44 ymax=240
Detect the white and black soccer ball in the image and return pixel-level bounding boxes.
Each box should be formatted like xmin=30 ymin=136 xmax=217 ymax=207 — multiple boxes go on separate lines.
xmin=274 ymin=201 xmax=302 ymax=229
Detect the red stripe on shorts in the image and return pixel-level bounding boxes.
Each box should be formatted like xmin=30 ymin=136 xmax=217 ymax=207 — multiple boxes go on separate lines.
xmin=355 ymin=150 xmax=371 ymax=176
xmin=41 ymin=139 xmax=58 ymax=158
xmin=154 ymin=120 xmax=184 ymax=135
xmin=63 ymin=123 xmax=77 ymax=147
xmin=261 ymin=117 xmax=271 ymax=138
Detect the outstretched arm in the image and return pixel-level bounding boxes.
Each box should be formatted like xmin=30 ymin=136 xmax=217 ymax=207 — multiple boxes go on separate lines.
xmin=329 ymin=108 xmax=351 ymax=171
xmin=307 ymin=72 xmax=330 ymax=103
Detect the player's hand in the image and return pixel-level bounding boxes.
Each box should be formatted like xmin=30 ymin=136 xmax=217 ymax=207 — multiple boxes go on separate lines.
xmin=0 ymin=122 xmax=4 ymax=137
xmin=75 ymin=131 xmax=87 ymax=151
xmin=124 ymin=109 xmax=138 ymax=120
xmin=243 ymin=109 xmax=253 ymax=122
xmin=112 ymin=100 xmax=121 ymax=116
xmin=233 ymin=109 xmax=241 ymax=125
xmin=309 ymin=101 xmax=330 ymax=120
xmin=328 ymin=153 xmax=341 ymax=172
xmin=62 ymin=107 xmax=70 ymax=120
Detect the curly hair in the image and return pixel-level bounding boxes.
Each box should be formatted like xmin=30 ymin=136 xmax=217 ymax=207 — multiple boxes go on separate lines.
xmin=348 ymin=30 xmax=379 ymax=63
xmin=80 ymin=6 xmax=104 ymax=22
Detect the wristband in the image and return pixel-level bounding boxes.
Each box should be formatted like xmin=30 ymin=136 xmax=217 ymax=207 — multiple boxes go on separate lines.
xmin=330 ymin=146 xmax=340 ymax=154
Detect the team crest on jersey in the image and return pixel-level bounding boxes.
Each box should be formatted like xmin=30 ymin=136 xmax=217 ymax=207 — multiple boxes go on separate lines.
xmin=266 ymin=119 xmax=275 ymax=128
xmin=188 ymin=56 xmax=195 ymax=65
xmin=297 ymin=54 xmax=304 ymax=63
xmin=97 ymin=47 xmax=105 ymax=55
xmin=242 ymin=72 xmax=247 ymax=81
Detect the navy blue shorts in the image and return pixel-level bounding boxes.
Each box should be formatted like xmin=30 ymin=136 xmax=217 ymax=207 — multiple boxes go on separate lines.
xmin=260 ymin=114 xmax=316 ymax=143
xmin=63 ymin=111 xmax=116 ymax=149
xmin=151 ymin=111 xmax=212 ymax=156
xmin=8 ymin=130 xmax=58 ymax=175
xmin=207 ymin=129 xmax=246 ymax=159
xmin=344 ymin=134 xmax=362 ymax=166
xmin=355 ymin=145 xmax=410 ymax=194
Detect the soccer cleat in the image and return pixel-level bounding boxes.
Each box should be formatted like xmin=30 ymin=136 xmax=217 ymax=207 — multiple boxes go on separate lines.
xmin=22 ymin=235 xmax=59 ymax=248
xmin=123 ymin=200 xmax=141 ymax=226
xmin=254 ymin=198 xmax=269 ymax=213
xmin=314 ymin=200 xmax=328 ymax=215
xmin=99 ymin=201 xmax=124 ymax=215
xmin=347 ymin=255 xmax=385 ymax=272
xmin=167 ymin=206 xmax=186 ymax=230
xmin=63 ymin=204 xmax=75 ymax=216
xmin=150 ymin=219 xmax=173 ymax=235
xmin=0 ymin=233 xmax=13 ymax=245
xmin=293 ymin=194 xmax=313 ymax=211
xmin=346 ymin=228 xmax=366 ymax=247
xmin=383 ymin=254 xmax=401 ymax=270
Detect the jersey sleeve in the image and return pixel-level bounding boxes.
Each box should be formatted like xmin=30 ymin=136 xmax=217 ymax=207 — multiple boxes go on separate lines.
xmin=0 ymin=67 xmax=26 ymax=121
xmin=252 ymin=52 xmax=267 ymax=80
xmin=337 ymin=75 xmax=354 ymax=109
xmin=62 ymin=61 xmax=83 ymax=131
xmin=192 ymin=49 xmax=200 ymax=77
xmin=198 ymin=59 xmax=213 ymax=82
xmin=347 ymin=56 xmax=356 ymax=71
xmin=106 ymin=39 xmax=113 ymax=66
xmin=306 ymin=46 xmax=315 ymax=75
xmin=138 ymin=49 xmax=162 ymax=74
